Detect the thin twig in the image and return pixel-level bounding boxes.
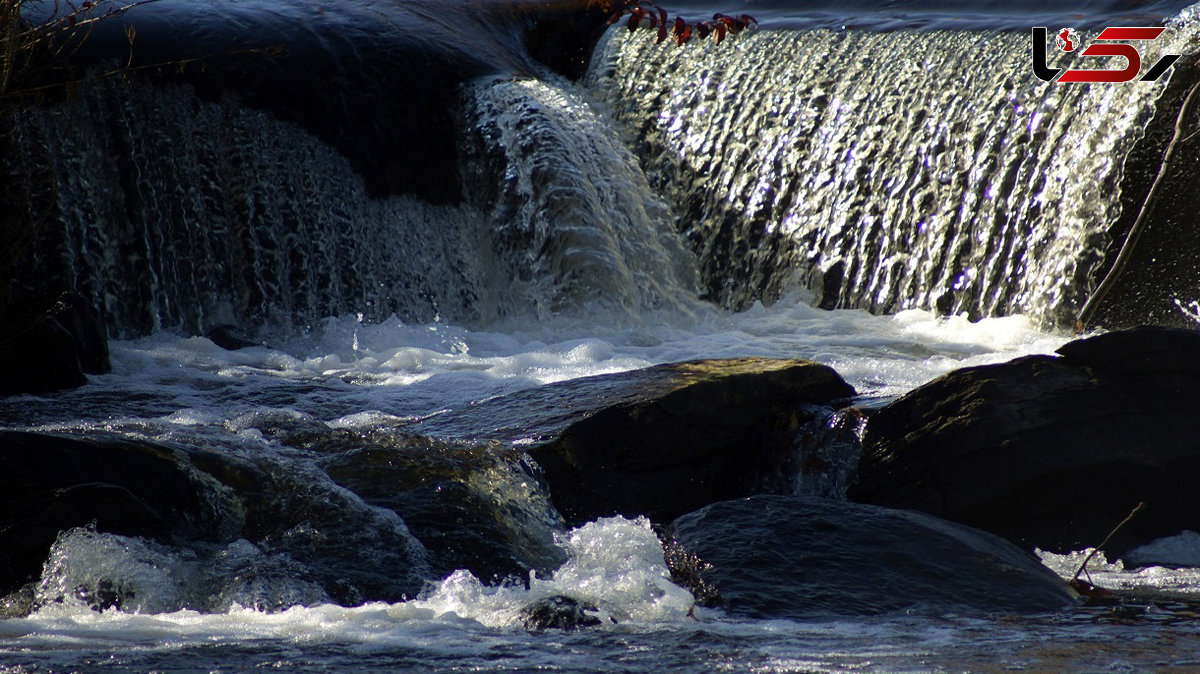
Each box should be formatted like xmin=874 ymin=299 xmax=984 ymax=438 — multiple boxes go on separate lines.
xmin=1071 ymin=501 xmax=1145 ymax=585
xmin=1075 ymin=68 xmax=1200 ymax=333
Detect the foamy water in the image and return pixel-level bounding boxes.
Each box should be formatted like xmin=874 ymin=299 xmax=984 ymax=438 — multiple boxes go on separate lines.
xmin=9 ymin=296 xmax=1200 ymax=673
xmin=5 ymin=291 xmax=1069 ymax=432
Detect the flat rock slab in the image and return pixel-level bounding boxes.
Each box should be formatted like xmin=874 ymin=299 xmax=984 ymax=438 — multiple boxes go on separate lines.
xmin=414 ymin=358 xmax=855 ymax=524
xmin=670 ymin=494 xmax=1078 ymax=618
xmin=852 ymin=326 xmax=1200 ymax=557
xmin=412 ymin=358 xmax=851 ymax=441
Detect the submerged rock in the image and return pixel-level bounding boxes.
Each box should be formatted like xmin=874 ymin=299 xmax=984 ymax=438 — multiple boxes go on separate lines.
xmin=1123 ymin=530 xmax=1200 ymax=569
xmin=852 ymin=326 xmax=1200 ymax=558
xmin=519 ymin=595 xmax=602 ymax=630
xmin=0 ymin=583 xmax=36 ymax=619
xmin=416 ymin=358 xmax=855 ymax=524
xmin=669 ymin=494 xmax=1078 ymax=618
xmin=0 ymin=293 xmax=109 ymax=396
xmin=205 ymin=325 xmax=260 ymax=351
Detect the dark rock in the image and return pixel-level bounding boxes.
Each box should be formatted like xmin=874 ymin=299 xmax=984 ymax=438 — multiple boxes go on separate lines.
xmin=1122 ymin=530 xmax=1200 ymax=569
xmin=851 ymin=326 xmax=1200 ymax=558
xmin=519 ymin=595 xmax=602 ymax=630
xmin=1054 ymin=325 xmax=1200 ymax=376
xmin=1084 ymin=61 xmax=1200 ymax=331
xmin=205 ymin=325 xmax=259 ymax=351
xmin=320 ymin=432 xmax=567 ymax=583
xmin=0 ymin=431 xmax=430 ymax=605
xmin=70 ymin=0 xmax=544 ymax=203
xmin=168 ymin=436 xmax=432 ymax=606
xmin=521 ymin=5 xmax=611 ymax=80
xmin=0 ymin=292 xmax=110 ymax=396
xmin=669 ymin=494 xmax=1079 ymax=618
xmin=0 ymin=430 xmax=235 ymax=597
xmin=517 ymin=358 xmax=855 ymax=524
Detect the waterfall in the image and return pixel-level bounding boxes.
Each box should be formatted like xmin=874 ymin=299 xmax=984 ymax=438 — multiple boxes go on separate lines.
xmin=463 ymin=76 xmax=700 ymax=321
xmin=6 ymin=77 xmax=501 ymax=337
xmin=585 ymin=20 xmax=1200 ymax=327
xmin=5 ymin=73 xmax=701 ymax=337
xmin=7 ymin=4 xmax=1200 ymax=337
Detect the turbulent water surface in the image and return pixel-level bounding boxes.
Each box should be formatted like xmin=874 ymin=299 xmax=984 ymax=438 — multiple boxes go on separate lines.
xmin=7 ymin=0 xmax=1200 ymax=671
xmin=11 ymin=300 xmax=1200 ymax=673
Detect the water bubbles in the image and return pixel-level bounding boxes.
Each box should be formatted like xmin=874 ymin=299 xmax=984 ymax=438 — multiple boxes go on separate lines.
xmin=1174 ymin=298 xmax=1200 ymax=326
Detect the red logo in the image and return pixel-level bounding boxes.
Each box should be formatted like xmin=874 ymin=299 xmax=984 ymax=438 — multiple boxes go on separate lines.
xmin=1033 ymin=26 xmax=1180 ymax=83
xmin=1056 ymin=27 xmax=1079 ymax=52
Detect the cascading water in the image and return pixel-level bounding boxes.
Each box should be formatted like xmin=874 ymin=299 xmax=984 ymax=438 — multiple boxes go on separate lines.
xmin=5 ymin=72 xmax=705 ymax=336
xmin=585 ymin=18 xmax=1200 ymax=326
xmin=6 ymin=78 xmax=500 ymax=336
xmin=462 ymin=76 xmax=702 ymax=321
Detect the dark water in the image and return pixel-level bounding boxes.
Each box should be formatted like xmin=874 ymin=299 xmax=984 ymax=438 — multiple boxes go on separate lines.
xmin=8 ymin=602 xmax=1200 ymax=673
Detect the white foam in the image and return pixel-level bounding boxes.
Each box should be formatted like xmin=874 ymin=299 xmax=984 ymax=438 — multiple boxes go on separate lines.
xmin=1125 ymin=531 xmax=1200 ymax=569
xmin=6 ymin=517 xmax=691 ymax=650
xmin=1038 ymin=547 xmax=1200 ymax=592
xmin=77 ymin=291 xmax=1073 ymax=438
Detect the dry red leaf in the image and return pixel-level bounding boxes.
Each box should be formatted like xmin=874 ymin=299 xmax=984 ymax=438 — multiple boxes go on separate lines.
xmin=627 ymin=8 xmax=644 ymax=31
xmin=1069 ymin=578 xmax=1114 ymax=602
xmin=715 ymin=13 xmax=744 ymax=34
xmin=672 ymin=17 xmax=692 ymax=44
xmin=606 ymin=2 xmax=755 ymax=47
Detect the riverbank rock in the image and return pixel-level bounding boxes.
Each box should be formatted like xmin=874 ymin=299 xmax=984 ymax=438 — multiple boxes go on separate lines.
xmin=669 ymin=494 xmax=1078 ymax=618
xmin=851 ymin=326 xmax=1200 ymax=558
xmin=414 ymin=358 xmax=855 ymax=524
xmin=0 ymin=293 xmax=110 ymax=396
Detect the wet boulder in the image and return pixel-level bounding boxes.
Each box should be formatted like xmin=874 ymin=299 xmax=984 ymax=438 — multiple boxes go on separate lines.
xmin=534 ymin=358 xmax=854 ymax=524
xmin=0 ymin=430 xmax=237 ymax=597
xmin=0 ymin=293 xmax=110 ymax=396
xmin=668 ymin=494 xmax=1078 ymax=618
xmin=519 ymin=594 xmax=602 ymax=630
xmin=0 ymin=431 xmax=431 ymax=606
xmin=205 ymin=324 xmax=260 ymax=351
xmin=415 ymin=358 xmax=855 ymax=525
xmin=320 ymin=432 xmax=567 ymax=583
xmin=851 ymin=326 xmax=1200 ymax=558
xmin=530 ymin=358 xmax=854 ymax=525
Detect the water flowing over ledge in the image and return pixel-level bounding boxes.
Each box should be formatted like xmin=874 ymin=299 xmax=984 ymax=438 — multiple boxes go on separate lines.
xmin=6 ymin=1 xmax=1200 ymax=336
xmin=585 ymin=18 xmax=1200 ymax=326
